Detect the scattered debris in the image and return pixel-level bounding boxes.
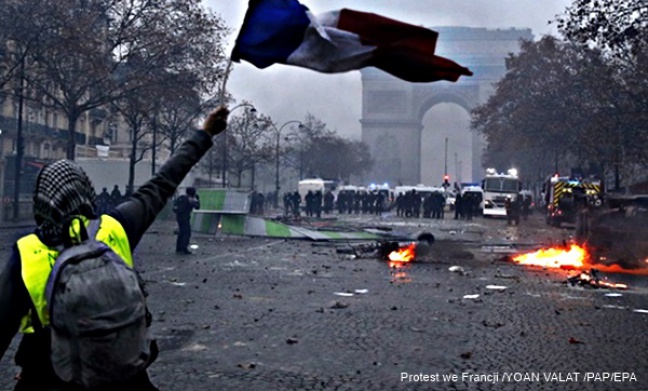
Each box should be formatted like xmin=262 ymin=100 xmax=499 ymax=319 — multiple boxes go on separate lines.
xmin=237 ymin=362 xmax=256 ymax=370
xmin=485 ymin=285 xmax=507 ymax=290
xmin=568 ymin=337 xmax=584 ymax=344
xmin=482 ymin=320 xmax=504 ymax=328
xmin=334 ymin=292 xmax=354 ymax=297
xmin=333 ymin=234 xmax=434 ymax=263
xmin=183 ymin=343 xmax=208 ymax=351
xmin=354 ymin=289 xmax=369 ymax=294
xmin=462 ymin=294 xmax=480 ymax=300
xmin=495 ymin=273 xmax=520 ymax=281
xmin=604 ymin=293 xmax=623 ymax=297
xmin=633 ymin=309 xmax=648 ymax=314
xmin=286 ymin=337 xmax=299 ymax=345
xmin=330 ymin=301 xmax=349 ymax=309
xmin=460 ymin=351 xmax=473 ymax=359
xmin=449 ymin=266 xmax=465 ymax=275
xmin=482 ymin=245 xmax=517 ymax=254
xmin=603 ymin=305 xmax=627 ymax=310
xmin=567 ymin=269 xmax=628 ymax=290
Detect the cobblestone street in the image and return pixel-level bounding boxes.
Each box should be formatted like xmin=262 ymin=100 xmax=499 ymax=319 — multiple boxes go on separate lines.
xmin=2 ymin=213 xmax=647 ymax=390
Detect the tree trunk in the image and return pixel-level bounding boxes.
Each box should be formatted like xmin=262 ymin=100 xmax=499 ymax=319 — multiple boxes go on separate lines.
xmin=151 ymin=119 xmax=157 ymax=176
xmin=66 ymin=111 xmax=81 ymax=160
xmin=235 ymin=168 xmax=242 ymax=188
xmin=251 ymin=164 xmax=255 ymax=190
xmin=13 ymin=60 xmax=25 ymax=221
xmin=128 ymin=125 xmax=138 ymax=194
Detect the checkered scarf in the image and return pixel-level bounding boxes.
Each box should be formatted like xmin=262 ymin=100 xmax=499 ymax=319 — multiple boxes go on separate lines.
xmin=33 ymin=160 xmax=97 ymax=240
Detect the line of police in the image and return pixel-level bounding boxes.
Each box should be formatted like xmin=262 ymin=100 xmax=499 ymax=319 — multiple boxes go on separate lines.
xmin=277 ymin=188 xmax=487 ymax=220
xmin=277 ymin=188 xmax=534 ymax=227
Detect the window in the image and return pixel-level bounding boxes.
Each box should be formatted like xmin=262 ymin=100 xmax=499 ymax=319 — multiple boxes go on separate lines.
xmin=42 ymin=142 xmax=51 ymax=158
xmin=109 ymin=122 xmax=118 ymax=143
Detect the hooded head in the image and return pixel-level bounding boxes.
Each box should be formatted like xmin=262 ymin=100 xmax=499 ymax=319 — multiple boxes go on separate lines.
xmin=186 ymin=187 xmax=196 ymax=197
xmin=33 ymin=160 xmax=96 ymax=239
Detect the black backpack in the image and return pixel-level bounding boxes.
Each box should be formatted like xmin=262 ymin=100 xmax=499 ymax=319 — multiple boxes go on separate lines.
xmin=45 ymin=217 xmax=151 ymax=388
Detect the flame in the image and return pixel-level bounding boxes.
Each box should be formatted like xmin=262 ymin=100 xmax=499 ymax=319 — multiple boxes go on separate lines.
xmin=568 ymin=270 xmax=628 ymax=290
xmin=513 ymin=244 xmax=648 ymax=276
xmin=512 ymin=244 xmax=586 ymax=269
xmin=388 ymin=243 xmax=416 ymax=263
xmin=586 ymin=263 xmax=648 ymax=276
xmin=600 ymin=281 xmax=628 ymax=290
xmin=388 ymin=261 xmax=412 ymax=283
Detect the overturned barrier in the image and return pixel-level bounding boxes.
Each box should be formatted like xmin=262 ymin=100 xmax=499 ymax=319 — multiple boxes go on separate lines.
xmin=190 ymin=189 xmax=384 ymax=241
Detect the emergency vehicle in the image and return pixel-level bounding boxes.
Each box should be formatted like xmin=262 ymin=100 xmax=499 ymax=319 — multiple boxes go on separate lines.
xmin=543 ymin=175 xmax=603 ymax=227
xmin=481 ymin=168 xmax=522 ymax=217
xmin=461 ymin=185 xmax=484 ymax=215
xmin=367 ymin=183 xmax=394 ymax=208
xmin=297 ymin=178 xmax=337 ymax=204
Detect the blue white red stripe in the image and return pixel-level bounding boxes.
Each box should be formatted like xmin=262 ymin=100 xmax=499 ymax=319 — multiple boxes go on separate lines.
xmin=232 ymin=0 xmax=473 ymax=83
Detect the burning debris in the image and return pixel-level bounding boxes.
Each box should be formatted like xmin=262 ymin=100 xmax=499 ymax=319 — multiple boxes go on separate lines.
xmin=335 ymin=231 xmax=434 ymax=264
xmin=567 ymin=269 xmax=628 ymax=290
xmin=512 ymin=244 xmax=586 ymax=270
xmin=510 ymin=242 xmax=648 ymax=276
xmin=387 ymin=242 xmax=417 ymax=262
xmin=509 ymin=243 xmax=634 ymax=289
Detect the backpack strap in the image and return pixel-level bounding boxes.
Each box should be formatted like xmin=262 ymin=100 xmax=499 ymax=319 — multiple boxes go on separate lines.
xmin=62 ymin=216 xmax=90 ymax=248
xmin=86 ymin=218 xmax=102 ymax=239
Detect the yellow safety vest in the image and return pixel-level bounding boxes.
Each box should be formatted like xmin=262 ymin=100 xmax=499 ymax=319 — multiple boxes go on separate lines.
xmin=17 ymin=215 xmax=133 ymax=333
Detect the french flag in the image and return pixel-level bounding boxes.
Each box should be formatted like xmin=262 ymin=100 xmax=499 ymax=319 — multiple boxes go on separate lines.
xmin=231 ymin=0 xmax=473 ymax=83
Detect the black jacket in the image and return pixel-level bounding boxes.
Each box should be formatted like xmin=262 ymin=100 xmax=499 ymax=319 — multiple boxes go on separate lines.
xmin=174 ymin=194 xmax=200 ymax=220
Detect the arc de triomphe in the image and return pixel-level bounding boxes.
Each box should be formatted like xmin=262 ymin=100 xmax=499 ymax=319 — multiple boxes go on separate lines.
xmin=360 ymin=27 xmax=533 ymax=186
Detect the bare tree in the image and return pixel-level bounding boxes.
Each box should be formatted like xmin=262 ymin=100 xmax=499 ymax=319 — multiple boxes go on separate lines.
xmin=0 ymin=1 xmax=49 ymax=90
xmin=226 ymin=111 xmax=273 ymax=188
xmin=23 ymin=0 xmax=227 ymax=159
xmin=282 ymin=113 xmax=373 ymax=181
xmin=471 ymin=34 xmax=645 ymax=190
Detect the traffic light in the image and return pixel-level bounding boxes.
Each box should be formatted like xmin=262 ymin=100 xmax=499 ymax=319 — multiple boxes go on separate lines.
xmin=443 ymin=174 xmax=450 ymax=187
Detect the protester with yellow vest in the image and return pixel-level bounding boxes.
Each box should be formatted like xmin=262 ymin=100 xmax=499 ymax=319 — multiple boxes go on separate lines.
xmin=0 ymin=106 xmax=229 ymax=390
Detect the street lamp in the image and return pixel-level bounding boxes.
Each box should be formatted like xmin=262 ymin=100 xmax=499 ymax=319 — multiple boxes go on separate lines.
xmin=264 ymin=120 xmax=303 ymax=208
xmin=221 ymin=103 xmax=255 ymax=187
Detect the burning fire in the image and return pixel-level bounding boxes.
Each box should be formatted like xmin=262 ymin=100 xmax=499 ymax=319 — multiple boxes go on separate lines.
xmin=512 ymin=244 xmax=586 ymax=269
xmin=388 ymin=243 xmax=416 ymax=263
xmin=568 ymin=270 xmax=628 ymax=290
xmin=512 ymin=243 xmax=648 ymax=275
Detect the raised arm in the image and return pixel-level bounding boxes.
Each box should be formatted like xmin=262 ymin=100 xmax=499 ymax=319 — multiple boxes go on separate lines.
xmin=113 ymin=107 xmax=229 ymax=248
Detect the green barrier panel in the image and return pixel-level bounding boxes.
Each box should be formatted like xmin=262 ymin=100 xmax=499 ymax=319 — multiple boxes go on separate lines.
xmin=320 ymin=231 xmax=344 ymax=239
xmin=197 ymin=189 xmax=226 ymax=211
xmin=191 ymin=212 xmax=220 ymax=234
xmin=221 ymin=215 xmax=245 ymax=235
xmin=264 ymin=219 xmax=292 ymax=237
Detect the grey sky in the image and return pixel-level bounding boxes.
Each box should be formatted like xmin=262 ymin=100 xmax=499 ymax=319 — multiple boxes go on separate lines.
xmin=206 ymin=0 xmax=574 ymax=139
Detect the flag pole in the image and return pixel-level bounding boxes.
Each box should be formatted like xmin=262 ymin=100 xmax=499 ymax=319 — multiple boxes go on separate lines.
xmin=219 ymin=56 xmax=234 ymax=106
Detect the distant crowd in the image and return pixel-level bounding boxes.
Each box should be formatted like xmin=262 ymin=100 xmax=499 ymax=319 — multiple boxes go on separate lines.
xmin=185 ymin=187 xmax=533 ymax=225
xmin=95 ymin=185 xmax=129 ymax=214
